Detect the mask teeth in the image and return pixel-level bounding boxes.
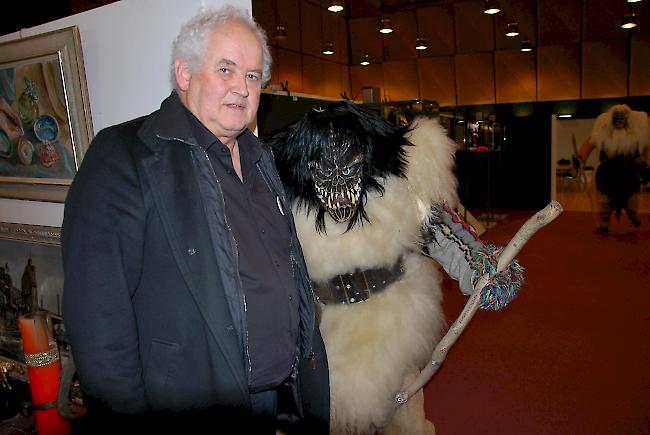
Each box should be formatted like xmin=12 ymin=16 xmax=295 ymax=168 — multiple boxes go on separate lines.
xmin=331 ymin=205 xmax=352 ymax=223
xmin=314 ymin=174 xmax=362 ymax=222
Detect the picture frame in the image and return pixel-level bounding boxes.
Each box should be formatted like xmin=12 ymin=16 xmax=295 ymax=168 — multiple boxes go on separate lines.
xmin=0 ymin=26 xmax=93 ymax=202
xmin=0 ymin=222 xmax=63 ymax=374
xmin=0 ymin=221 xmax=61 ymax=246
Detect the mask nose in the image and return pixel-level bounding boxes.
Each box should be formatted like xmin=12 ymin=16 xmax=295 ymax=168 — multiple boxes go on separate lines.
xmin=331 ymin=171 xmax=344 ymax=186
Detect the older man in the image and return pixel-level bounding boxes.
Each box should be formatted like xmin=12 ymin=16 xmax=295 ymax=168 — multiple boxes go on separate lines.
xmin=62 ymin=6 xmax=328 ymax=433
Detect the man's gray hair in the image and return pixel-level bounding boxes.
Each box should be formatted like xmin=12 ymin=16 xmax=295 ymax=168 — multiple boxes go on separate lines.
xmin=170 ymin=4 xmax=272 ymax=91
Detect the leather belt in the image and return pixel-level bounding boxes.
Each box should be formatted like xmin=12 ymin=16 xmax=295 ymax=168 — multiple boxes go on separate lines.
xmin=313 ymin=259 xmax=404 ymax=305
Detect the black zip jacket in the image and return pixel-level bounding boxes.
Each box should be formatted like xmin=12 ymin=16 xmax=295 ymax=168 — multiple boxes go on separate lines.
xmin=62 ymin=92 xmax=329 ymax=433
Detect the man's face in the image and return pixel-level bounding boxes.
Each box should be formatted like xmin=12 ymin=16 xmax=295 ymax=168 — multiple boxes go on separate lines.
xmin=176 ymin=19 xmax=263 ymax=146
xmin=308 ymin=138 xmax=363 ymax=223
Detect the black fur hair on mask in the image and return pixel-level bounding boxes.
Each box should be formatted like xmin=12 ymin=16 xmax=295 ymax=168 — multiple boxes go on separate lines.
xmin=268 ymin=100 xmax=412 ymax=233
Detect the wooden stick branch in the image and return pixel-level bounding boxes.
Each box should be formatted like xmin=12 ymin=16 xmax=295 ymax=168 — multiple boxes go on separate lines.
xmin=395 ymin=200 xmax=564 ymax=405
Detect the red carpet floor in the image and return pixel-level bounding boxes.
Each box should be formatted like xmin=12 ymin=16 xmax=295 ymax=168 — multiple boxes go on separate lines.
xmin=423 ymin=209 xmax=650 ymax=435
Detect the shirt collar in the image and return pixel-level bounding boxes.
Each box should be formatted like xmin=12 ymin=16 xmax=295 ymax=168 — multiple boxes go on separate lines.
xmin=178 ymin=99 xmax=263 ymax=163
xmin=179 ymin=101 xmax=220 ymax=152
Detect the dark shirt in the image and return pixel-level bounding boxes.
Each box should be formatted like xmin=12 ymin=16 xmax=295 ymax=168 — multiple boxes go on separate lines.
xmin=182 ymin=105 xmax=299 ymax=392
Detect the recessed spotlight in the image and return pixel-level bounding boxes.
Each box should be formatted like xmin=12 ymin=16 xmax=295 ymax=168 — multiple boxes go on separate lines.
xmin=328 ymin=1 xmax=343 ymax=13
xmin=483 ymin=0 xmax=501 ymax=14
xmin=506 ymin=22 xmax=519 ymax=37
xmin=380 ymin=18 xmax=393 ymax=34
xmin=322 ymin=41 xmax=334 ymax=55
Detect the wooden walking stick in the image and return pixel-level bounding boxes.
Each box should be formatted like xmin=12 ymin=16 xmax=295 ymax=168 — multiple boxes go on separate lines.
xmin=395 ymin=200 xmax=563 ymax=405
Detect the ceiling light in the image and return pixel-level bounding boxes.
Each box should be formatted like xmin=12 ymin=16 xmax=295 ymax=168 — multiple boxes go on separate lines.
xmin=415 ymin=36 xmax=428 ymax=50
xmin=627 ymin=0 xmax=642 ymax=3
xmin=558 ymin=114 xmax=572 ymax=118
xmin=322 ymin=41 xmax=334 ymax=55
xmin=621 ymin=13 xmax=638 ymax=29
xmin=360 ymin=54 xmax=370 ymax=66
xmin=506 ymin=22 xmax=519 ymax=37
xmin=380 ymin=18 xmax=393 ymax=34
xmin=483 ymin=0 xmax=501 ymax=15
xmin=520 ymin=39 xmax=532 ymax=52
xmin=274 ymin=25 xmax=287 ymax=41
xmin=328 ymin=1 xmax=344 ymax=13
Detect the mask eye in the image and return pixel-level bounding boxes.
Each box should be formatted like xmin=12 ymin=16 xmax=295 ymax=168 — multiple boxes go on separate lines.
xmin=318 ymin=168 xmax=333 ymax=177
xmin=341 ymin=161 xmax=361 ymax=177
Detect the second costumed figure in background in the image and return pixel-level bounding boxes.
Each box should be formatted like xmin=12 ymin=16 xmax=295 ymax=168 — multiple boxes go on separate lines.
xmin=269 ymin=101 xmax=524 ymax=435
xmin=579 ymin=104 xmax=649 ymax=234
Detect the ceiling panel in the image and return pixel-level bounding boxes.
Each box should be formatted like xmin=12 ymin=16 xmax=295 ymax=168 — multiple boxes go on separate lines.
xmin=537 ymin=0 xmax=581 ymax=45
xmin=301 ymin=1 xmax=323 ymax=58
xmin=495 ymin=49 xmax=536 ymax=103
xmin=636 ymin=5 xmax=650 ymax=36
xmin=582 ymin=0 xmax=628 ymax=41
xmin=322 ymin=9 xmax=348 ymax=64
xmin=494 ymin=0 xmax=536 ymax=50
xmin=582 ymin=39 xmax=628 ymax=99
xmin=253 ymin=0 xmax=275 ymax=41
xmin=275 ymin=0 xmax=302 ymax=52
xmin=302 ymin=55 xmax=324 ymax=96
xmin=630 ymin=36 xmax=650 ymax=96
xmin=349 ymin=17 xmax=385 ymax=64
xmin=348 ymin=0 xmax=381 ymax=19
xmin=417 ymin=5 xmax=455 ymax=57
xmin=454 ymin=0 xmax=494 ymax=54
xmin=455 ymin=52 xmax=495 ymax=105
xmin=383 ymin=11 xmax=418 ymax=61
xmin=537 ymin=44 xmax=580 ymax=101
xmin=323 ymin=61 xmax=349 ymax=99
xmin=277 ymin=49 xmax=303 ymax=93
xmin=384 ymin=60 xmax=419 ymax=101
xmin=270 ymin=46 xmax=279 ymax=85
xmin=418 ymin=56 xmax=456 ymax=106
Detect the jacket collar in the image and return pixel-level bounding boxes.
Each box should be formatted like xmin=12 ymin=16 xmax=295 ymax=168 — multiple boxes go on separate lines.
xmin=138 ymin=91 xmax=263 ymax=164
xmin=138 ymin=91 xmax=198 ymax=153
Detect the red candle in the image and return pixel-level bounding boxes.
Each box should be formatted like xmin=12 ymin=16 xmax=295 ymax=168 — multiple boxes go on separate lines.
xmin=18 ymin=311 xmax=71 ymax=435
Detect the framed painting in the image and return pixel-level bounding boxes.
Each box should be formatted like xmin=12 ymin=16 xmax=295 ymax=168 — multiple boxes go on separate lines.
xmin=0 ymin=26 xmax=93 ymax=202
xmin=0 ymin=222 xmax=63 ymax=386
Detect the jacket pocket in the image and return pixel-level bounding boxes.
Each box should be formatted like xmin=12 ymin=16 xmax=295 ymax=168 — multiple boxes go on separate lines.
xmin=143 ymin=337 xmax=179 ymax=409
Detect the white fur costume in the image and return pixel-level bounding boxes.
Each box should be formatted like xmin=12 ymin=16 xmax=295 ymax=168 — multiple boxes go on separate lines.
xmin=293 ymin=117 xmax=460 ymax=434
xmin=590 ymin=106 xmax=649 ymax=158
xmin=580 ymin=104 xmax=650 ymax=230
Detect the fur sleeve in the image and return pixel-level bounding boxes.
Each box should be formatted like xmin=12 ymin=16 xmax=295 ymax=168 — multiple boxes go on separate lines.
xmin=405 ymin=116 xmax=459 ymax=211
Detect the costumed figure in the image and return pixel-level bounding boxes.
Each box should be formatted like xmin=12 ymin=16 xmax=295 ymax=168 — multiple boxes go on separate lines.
xmin=269 ymin=101 xmax=524 ymax=435
xmin=579 ymin=104 xmax=650 ymax=233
